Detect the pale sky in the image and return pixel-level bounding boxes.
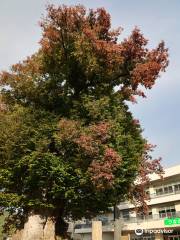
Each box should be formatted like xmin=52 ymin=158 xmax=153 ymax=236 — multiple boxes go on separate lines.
xmin=0 ymin=0 xmax=179 ymax=167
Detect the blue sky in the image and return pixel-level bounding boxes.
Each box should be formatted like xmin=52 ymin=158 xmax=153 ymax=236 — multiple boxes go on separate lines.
xmin=0 ymin=0 xmax=179 ymax=167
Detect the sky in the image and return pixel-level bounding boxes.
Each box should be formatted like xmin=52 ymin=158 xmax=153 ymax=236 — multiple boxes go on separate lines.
xmin=0 ymin=0 xmax=179 ymax=168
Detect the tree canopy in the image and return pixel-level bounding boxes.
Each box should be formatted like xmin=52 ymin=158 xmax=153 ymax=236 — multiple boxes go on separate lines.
xmin=0 ymin=4 xmax=168 ymax=237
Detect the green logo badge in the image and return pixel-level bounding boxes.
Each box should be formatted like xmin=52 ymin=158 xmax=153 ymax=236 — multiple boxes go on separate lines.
xmin=164 ymin=218 xmax=180 ymax=226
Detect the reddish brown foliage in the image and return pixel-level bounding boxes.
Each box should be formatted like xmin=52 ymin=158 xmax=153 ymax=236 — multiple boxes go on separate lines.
xmin=75 ymin=134 xmax=98 ymax=156
xmin=131 ymin=143 xmax=164 ymax=213
xmin=88 ymin=147 xmax=122 ymax=189
xmin=37 ymin=5 xmax=169 ymax=101
xmin=90 ymin=122 xmax=110 ymax=143
xmin=57 ymin=119 xmax=122 ymax=189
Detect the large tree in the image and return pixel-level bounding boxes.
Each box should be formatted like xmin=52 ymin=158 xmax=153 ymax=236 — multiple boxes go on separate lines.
xmin=0 ymin=5 xmax=168 ymax=240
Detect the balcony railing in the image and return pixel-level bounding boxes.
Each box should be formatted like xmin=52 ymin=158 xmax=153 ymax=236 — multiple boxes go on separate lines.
xmin=122 ymin=211 xmax=180 ymax=223
xmin=74 ymin=219 xmax=114 ymax=230
xmin=73 ymin=211 xmax=180 ymax=230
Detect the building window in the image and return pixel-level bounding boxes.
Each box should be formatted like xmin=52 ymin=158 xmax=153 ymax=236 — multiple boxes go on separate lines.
xmin=137 ymin=211 xmax=152 ymax=220
xmin=156 ymin=188 xmax=163 ymax=195
xmin=156 ymin=185 xmax=174 ymax=196
xmin=159 ymin=206 xmax=176 ymax=218
xmin=164 ymin=186 xmax=173 ymax=194
xmin=155 ymin=182 xmax=180 ymax=196
xmin=122 ymin=209 xmax=130 ymax=220
xmin=147 ymin=212 xmax=152 ymax=219
xmin=174 ymin=184 xmax=180 ymax=193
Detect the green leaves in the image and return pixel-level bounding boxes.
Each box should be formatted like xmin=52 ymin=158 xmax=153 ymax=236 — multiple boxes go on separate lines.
xmin=0 ymin=193 xmax=22 ymax=208
xmin=0 ymin=94 xmax=150 ymax=219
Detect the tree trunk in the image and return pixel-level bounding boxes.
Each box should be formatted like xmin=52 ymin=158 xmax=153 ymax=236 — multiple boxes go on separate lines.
xmin=11 ymin=213 xmax=57 ymax=240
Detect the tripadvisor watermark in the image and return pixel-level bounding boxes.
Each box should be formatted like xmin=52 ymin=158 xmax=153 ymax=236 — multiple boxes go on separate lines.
xmin=135 ymin=229 xmax=144 ymax=236
xmin=135 ymin=228 xmax=173 ymax=235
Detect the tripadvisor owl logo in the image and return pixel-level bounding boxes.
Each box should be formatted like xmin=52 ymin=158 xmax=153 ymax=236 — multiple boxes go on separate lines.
xmin=135 ymin=229 xmax=143 ymax=236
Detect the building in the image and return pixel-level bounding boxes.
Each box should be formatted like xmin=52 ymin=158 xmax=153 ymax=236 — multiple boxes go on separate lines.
xmin=70 ymin=164 xmax=180 ymax=240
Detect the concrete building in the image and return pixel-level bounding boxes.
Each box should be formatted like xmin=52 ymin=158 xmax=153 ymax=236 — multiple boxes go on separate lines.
xmin=70 ymin=165 xmax=180 ymax=240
